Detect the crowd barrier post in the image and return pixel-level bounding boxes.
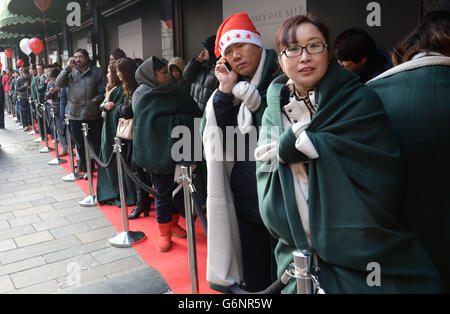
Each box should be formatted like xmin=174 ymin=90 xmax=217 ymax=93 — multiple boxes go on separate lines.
xmin=39 ymin=104 xmax=54 ymax=153
xmin=62 ymin=115 xmax=83 ymax=182
xmin=288 ymin=250 xmax=325 ymax=294
xmin=78 ymin=123 xmax=97 ymax=207
xmin=109 ymin=137 xmax=146 ymax=248
xmin=181 ymin=165 xmax=199 ymax=294
xmin=48 ymin=108 xmax=67 ymax=166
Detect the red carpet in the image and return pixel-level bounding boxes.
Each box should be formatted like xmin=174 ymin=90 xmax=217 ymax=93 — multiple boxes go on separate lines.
xmin=37 ymin=131 xmax=217 ymax=294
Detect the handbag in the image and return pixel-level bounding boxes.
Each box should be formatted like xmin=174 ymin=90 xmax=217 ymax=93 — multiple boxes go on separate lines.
xmin=116 ymin=118 xmax=134 ymax=140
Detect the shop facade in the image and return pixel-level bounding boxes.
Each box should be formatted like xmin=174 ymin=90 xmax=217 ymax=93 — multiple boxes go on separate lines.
xmin=33 ymin=0 xmax=450 ymax=71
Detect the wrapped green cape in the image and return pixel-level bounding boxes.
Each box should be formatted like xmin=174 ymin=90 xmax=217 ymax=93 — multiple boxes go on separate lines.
xmin=256 ymin=61 xmax=441 ymax=293
xmin=133 ymin=86 xmax=203 ymax=172
xmin=96 ymin=86 xmax=136 ymax=206
xmin=368 ymin=56 xmax=450 ymax=292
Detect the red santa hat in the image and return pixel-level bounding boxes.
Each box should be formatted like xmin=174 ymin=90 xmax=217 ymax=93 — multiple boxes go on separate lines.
xmin=215 ymin=12 xmax=263 ymax=58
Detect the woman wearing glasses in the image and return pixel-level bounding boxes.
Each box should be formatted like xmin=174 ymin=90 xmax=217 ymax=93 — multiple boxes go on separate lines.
xmin=255 ymin=14 xmax=441 ymax=293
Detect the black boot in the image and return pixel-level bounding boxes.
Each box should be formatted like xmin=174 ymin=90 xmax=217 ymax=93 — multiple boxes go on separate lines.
xmin=128 ymin=188 xmax=150 ymax=220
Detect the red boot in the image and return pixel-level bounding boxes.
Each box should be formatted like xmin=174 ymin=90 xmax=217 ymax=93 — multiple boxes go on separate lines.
xmin=157 ymin=222 xmax=172 ymax=252
xmin=171 ymin=214 xmax=187 ymax=239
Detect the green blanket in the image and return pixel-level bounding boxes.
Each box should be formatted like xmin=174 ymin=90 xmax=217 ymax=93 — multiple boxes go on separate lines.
xmin=257 ymin=61 xmax=441 ymax=293
xmin=133 ymin=86 xmax=203 ymax=172
xmin=368 ymin=61 xmax=450 ymax=293
xmin=96 ymin=86 xmax=136 ymax=206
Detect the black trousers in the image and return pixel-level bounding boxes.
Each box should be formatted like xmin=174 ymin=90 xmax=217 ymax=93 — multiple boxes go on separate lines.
xmin=231 ymin=161 xmax=274 ymax=292
xmin=0 ymin=98 xmax=4 ymax=129
xmin=71 ymin=119 xmax=103 ymax=173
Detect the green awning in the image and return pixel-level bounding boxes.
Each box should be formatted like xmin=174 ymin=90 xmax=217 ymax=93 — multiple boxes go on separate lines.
xmin=0 ymin=0 xmax=60 ymax=35
xmin=0 ymin=33 xmax=19 ymax=48
xmin=0 ymin=30 xmax=40 ymax=49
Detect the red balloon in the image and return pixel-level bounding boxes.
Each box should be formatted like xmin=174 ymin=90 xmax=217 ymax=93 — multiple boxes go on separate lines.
xmin=0 ymin=62 xmax=2 ymax=70
xmin=4 ymin=48 xmax=13 ymax=59
xmin=16 ymin=59 xmax=25 ymax=68
xmin=34 ymin=0 xmax=52 ymax=12
xmin=29 ymin=37 xmax=43 ymax=55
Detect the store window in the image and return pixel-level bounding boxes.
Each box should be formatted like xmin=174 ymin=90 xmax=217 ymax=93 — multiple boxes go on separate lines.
xmin=118 ymin=18 xmax=143 ymax=59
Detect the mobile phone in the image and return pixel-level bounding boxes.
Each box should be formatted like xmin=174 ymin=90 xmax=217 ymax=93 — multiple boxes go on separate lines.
xmin=224 ymin=61 xmax=232 ymax=72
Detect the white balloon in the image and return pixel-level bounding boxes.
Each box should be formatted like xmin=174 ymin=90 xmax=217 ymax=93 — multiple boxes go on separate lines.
xmin=20 ymin=38 xmax=32 ymax=55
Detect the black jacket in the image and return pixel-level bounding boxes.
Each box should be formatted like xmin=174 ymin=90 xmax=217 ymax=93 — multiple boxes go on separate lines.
xmin=183 ymin=58 xmax=219 ymax=112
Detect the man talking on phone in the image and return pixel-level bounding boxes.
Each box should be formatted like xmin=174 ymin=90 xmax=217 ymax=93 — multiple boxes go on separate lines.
xmin=56 ymin=49 xmax=105 ymax=176
xmin=202 ymin=12 xmax=280 ymax=293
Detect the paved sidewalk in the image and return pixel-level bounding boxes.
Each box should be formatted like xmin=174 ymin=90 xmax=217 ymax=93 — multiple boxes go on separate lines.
xmin=0 ymin=116 xmax=170 ymax=294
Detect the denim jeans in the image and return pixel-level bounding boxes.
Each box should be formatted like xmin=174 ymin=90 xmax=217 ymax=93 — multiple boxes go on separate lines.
xmin=151 ymin=172 xmax=176 ymax=224
xmin=54 ymin=114 xmax=68 ymax=151
xmin=18 ymin=98 xmax=31 ymax=127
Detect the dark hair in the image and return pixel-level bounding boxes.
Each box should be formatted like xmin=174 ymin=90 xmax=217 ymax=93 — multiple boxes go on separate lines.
xmin=333 ymin=28 xmax=377 ymax=63
xmin=110 ymin=48 xmax=127 ymax=61
xmin=22 ymin=68 xmax=30 ymax=75
xmin=392 ymin=9 xmax=450 ymax=65
xmin=74 ymin=48 xmax=90 ymax=61
xmin=106 ymin=61 xmax=120 ymax=92
xmin=276 ymin=14 xmax=330 ymax=53
xmin=116 ymin=57 xmax=139 ymax=97
xmin=50 ymin=69 xmax=60 ymax=79
xmin=134 ymin=58 xmax=143 ymax=68
xmin=152 ymin=56 xmax=167 ymax=73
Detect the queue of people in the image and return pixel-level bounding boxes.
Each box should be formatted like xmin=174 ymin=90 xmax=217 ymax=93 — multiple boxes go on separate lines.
xmin=1 ymin=9 xmax=449 ymax=294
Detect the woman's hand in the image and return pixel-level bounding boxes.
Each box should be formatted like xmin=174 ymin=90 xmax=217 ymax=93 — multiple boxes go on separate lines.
xmin=215 ymin=57 xmax=238 ymax=93
xmin=103 ymin=101 xmax=115 ymax=111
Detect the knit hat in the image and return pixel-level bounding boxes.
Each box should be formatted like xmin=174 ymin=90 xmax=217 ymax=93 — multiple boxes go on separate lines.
xmin=215 ymin=12 xmax=263 ymax=58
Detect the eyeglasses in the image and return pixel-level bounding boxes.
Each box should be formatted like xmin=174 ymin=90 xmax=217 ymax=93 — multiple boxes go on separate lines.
xmin=281 ymin=42 xmax=328 ymax=58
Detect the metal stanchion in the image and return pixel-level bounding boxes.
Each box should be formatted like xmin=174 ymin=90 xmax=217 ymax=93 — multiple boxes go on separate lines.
xmin=62 ymin=115 xmax=83 ymax=182
xmin=78 ymin=123 xmax=97 ymax=207
xmin=181 ymin=165 xmax=199 ymax=294
xmin=293 ymin=250 xmax=313 ymax=294
xmin=48 ymin=108 xmax=67 ymax=166
xmin=286 ymin=250 xmax=325 ymax=294
xmin=109 ymin=137 xmax=146 ymax=247
xmin=39 ymin=104 xmax=54 ymax=153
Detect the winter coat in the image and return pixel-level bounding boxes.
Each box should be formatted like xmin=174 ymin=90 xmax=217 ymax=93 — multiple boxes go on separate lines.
xmin=183 ymin=58 xmax=219 ymax=112
xmin=257 ymin=60 xmax=441 ymax=293
xmin=55 ymin=65 xmax=105 ymax=121
xmin=368 ymin=53 xmax=450 ymax=293
xmin=15 ymin=76 xmax=31 ymax=100
xmin=132 ymin=56 xmax=161 ymax=112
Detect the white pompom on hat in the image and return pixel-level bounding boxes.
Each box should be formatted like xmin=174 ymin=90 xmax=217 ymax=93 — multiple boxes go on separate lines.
xmin=215 ymin=12 xmax=263 ymax=58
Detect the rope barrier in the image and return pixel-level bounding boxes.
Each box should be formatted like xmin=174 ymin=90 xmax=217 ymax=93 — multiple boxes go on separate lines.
xmin=83 ymin=132 xmax=208 ymax=236
xmin=117 ymin=152 xmax=179 ymax=199
xmin=85 ymin=137 xmax=116 ymax=169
